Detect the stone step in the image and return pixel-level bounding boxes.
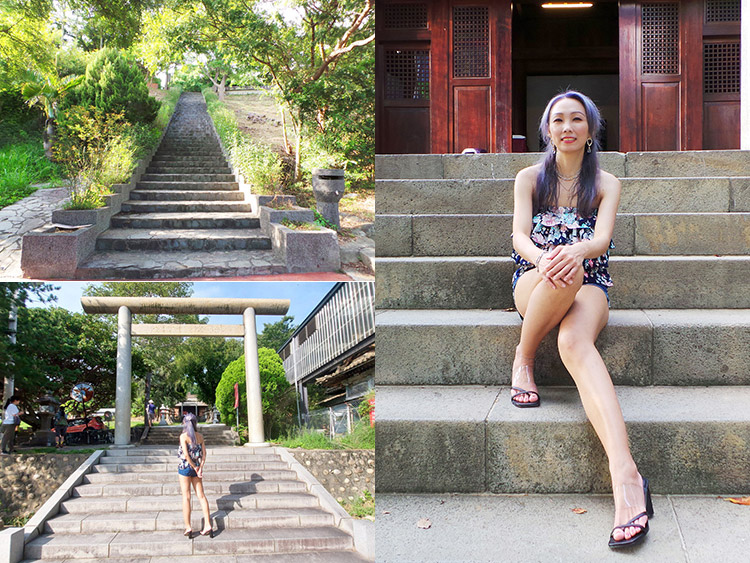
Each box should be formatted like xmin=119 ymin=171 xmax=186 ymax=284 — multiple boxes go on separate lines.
xmin=130 ymin=190 xmax=244 ymax=202
xmin=120 ymin=201 xmax=254 ymax=213
xmin=83 ymin=469 xmax=298 ymax=484
xmin=375 ymin=177 xmax=749 ymax=214
xmin=151 ymin=155 xmax=226 ymax=162
xmin=94 ymin=228 xmax=272 ymax=252
xmin=22 ymin=552 xmax=370 ymax=563
xmin=99 ymin=453 xmax=281 ymax=464
xmin=43 ymin=507 xmax=335 ymax=534
xmin=376 ymin=212 xmax=750 ymax=257
xmin=140 ymin=174 xmax=236 ymax=182
xmin=376 ymin=309 xmax=750 ymax=387
xmin=110 ymin=212 xmax=261 ymax=230
xmin=376 ymin=384 xmax=750 ymax=494
xmin=376 ymin=255 xmax=750 ymax=310
xmin=102 ymin=444 xmax=267 ymax=456
xmin=153 ymin=151 xmax=224 ymax=159
xmin=59 ymin=492 xmax=321 ymax=514
xmin=24 ymin=527 xmax=352 ymax=559
xmin=92 ymin=460 xmax=290 ymax=473
xmin=75 ymin=248 xmax=288 ymax=279
xmin=146 ymin=166 xmax=232 ymax=174
xmin=375 ymin=150 xmax=750 ymax=179
xmin=135 ymin=181 xmax=240 ymax=191
xmin=72 ymin=479 xmax=307 ymax=497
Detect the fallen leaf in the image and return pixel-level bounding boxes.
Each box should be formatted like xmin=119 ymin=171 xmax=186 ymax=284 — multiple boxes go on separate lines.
xmin=382 ymin=510 xmax=391 ymax=514
xmin=417 ymin=518 xmax=432 ymax=529
xmin=572 ymin=508 xmax=587 ymax=514
xmin=723 ymin=496 xmax=750 ymax=505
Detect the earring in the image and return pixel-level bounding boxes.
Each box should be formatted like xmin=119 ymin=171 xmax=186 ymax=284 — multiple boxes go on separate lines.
xmin=553 ymin=144 xmax=557 ymax=155
xmin=586 ymin=138 xmax=593 ymax=153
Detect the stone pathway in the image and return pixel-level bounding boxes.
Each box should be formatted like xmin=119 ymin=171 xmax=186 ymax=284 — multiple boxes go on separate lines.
xmin=0 ymin=186 xmax=68 ymax=280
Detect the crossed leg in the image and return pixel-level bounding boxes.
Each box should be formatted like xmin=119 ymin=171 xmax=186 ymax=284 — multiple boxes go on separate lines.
xmin=557 ymin=286 xmax=647 ymax=542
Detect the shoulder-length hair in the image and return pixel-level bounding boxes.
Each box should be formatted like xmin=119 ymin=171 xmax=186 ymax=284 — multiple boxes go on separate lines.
xmin=183 ymin=412 xmax=198 ymax=445
xmin=535 ymin=90 xmax=603 ymax=217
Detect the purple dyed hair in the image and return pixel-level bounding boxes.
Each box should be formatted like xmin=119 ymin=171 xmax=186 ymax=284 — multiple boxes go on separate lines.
xmin=183 ymin=412 xmax=198 ymax=445
xmin=535 ymin=90 xmax=604 ymax=217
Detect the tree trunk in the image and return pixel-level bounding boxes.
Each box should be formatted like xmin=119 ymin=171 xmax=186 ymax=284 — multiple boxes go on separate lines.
xmin=44 ymin=119 xmax=55 ymax=162
xmin=218 ymin=75 xmax=227 ymax=101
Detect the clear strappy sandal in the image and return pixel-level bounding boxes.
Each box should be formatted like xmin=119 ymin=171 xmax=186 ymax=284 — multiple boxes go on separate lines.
xmin=608 ymin=476 xmax=654 ymax=548
xmin=510 ymin=349 xmax=540 ymax=408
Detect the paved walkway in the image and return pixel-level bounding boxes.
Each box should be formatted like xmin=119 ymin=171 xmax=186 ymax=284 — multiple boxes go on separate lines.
xmin=0 ymin=186 xmax=68 ymax=280
xmin=377 ymin=493 xmax=750 ymax=563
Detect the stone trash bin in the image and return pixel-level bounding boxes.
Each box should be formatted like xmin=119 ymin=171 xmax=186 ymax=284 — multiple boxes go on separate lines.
xmin=312 ymin=168 xmax=345 ymax=229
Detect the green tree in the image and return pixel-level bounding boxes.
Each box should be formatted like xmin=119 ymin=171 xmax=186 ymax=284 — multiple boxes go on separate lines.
xmin=0 ymin=0 xmax=56 ymax=84
xmin=64 ymin=48 xmax=160 ymax=125
xmin=257 ymin=315 xmax=296 ymax=351
xmin=215 ymin=348 xmax=291 ymax=437
xmin=174 ymin=337 xmax=243 ymax=406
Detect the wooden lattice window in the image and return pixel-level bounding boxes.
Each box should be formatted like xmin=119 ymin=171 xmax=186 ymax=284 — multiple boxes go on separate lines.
xmin=384 ymin=49 xmax=430 ymax=100
xmin=704 ymin=42 xmax=740 ymax=94
xmin=453 ymin=6 xmax=489 ymax=78
xmin=383 ymin=3 xmax=428 ymax=29
xmin=705 ymin=0 xmax=740 ymax=23
xmin=642 ymin=3 xmax=680 ymax=75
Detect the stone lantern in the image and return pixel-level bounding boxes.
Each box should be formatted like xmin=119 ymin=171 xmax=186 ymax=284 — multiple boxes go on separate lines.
xmin=312 ymin=168 xmax=346 ymax=229
xmin=28 ymin=394 xmax=59 ymax=447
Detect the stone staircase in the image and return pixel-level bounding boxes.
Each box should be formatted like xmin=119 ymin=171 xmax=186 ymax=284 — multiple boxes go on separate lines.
xmin=76 ymin=92 xmax=287 ymax=278
xmin=142 ymin=424 xmax=237 ymax=446
xmin=375 ymin=150 xmax=750 ymax=496
xmin=22 ymin=446 xmax=369 ymax=561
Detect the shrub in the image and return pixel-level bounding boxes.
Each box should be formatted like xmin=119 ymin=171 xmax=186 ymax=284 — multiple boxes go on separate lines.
xmin=155 ymin=87 xmax=182 ymax=130
xmin=172 ymin=64 xmax=211 ymax=92
xmin=64 ymin=48 xmax=160 ymax=125
xmin=215 ymin=349 xmax=291 ymax=437
xmin=0 ymin=141 xmax=62 ymax=208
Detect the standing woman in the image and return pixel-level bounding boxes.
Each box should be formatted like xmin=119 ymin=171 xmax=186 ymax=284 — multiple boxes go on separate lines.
xmin=1 ymin=395 xmax=22 ymax=455
xmin=54 ymin=405 xmax=68 ymax=448
xmin=510 ymin=91 xmax=653 ymax=548
xmin=178 ymin=412 xmax=214 ymax=538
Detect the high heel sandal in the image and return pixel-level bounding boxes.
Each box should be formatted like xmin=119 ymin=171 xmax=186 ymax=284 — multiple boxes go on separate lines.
xmin=608 ymin=476 xmax=653 ymax=548
xmin=199 ymin=528 xmax=214 ymax=538
xmin=510 ymin=351 xmax=540 ymax=408
xmin=183 ymin=529 xmax=193 ymax=539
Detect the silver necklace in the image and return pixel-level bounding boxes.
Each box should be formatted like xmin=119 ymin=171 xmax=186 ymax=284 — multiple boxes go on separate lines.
xmin=556 ymin=169 xmax=581 ymax=182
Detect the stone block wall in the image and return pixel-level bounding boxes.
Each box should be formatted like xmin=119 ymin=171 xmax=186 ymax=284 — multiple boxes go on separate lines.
xmin=0 ymin=454 xmax=89 ymax=527
xmin=289 ymin=449 xmax=374 ymax=503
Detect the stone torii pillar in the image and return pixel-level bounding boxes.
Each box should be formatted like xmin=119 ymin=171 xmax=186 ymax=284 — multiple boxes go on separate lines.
xmin=82 ymin=297 xmax=290 ymax=447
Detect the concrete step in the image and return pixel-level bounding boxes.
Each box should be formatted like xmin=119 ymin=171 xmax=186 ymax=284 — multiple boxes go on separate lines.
xmin=99 ymin=453 xmax=281 ymax=464
xmin=375 ymin=177 xmax=749 ymax=214
xmin=94 ymin=229 xmax=272 ymax=252
xmin=43 ymin=507 xmax=334 ymax=534
xmin=24 ymin=527 xmax=352 ymax=559
xmin=375 ymin=309 xmax=750 ymax=386
xmin=59 ymin=492 xmax=321 ymax=514
xmin=376 ymin=255 xmax=750 ymax=310
xmin=92 ymin=460 xmax=291 ymax=473
xmin=151 ymin=155 xmax=225 ymax=162
xmin=120 ymin=201 xmax=254 ymax=213
xmin=110 ymin=212 xmax=261 ymax=229
xmin=21 ymin=552 xmax=370 ymax=563
xmin=134 ymin=181 xmax=240 ymax=191
xmin=75 ymin=248 xmax=288 ymax=279
xmin=376 ymin=212 xmax=750 ymax=257
xmin=129 ymin=190 xmax=244 ymax=202
xmin=375 ymin=150 xmax=750 ymax=179
xmin=141 ymin=174 xmax=236 ymax=182
xmin=83 ymin=469 xmax=298 ymax=484
xmin=146 ymin=166 xmax=232 ymax=174
xmin=72 ymin=479 xmax=307 ymax=497
xmin=375 ymin=384 xmax=750 ymax=494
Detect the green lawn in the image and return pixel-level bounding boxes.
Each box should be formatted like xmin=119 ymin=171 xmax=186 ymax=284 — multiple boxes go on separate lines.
xmin=0 ymin=139 xmax=63 ymax=209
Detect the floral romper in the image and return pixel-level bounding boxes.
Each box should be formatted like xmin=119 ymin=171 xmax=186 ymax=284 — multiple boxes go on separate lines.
xmin=511 ymin=206 xmax=614 ymax=303
xmin=177 ymin=440 xmax=203 ymax=477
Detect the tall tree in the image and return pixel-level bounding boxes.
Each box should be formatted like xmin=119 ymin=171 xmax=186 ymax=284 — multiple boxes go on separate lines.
xmin=174 ymin=337 xmax=243 ymax=406
xmin=0 ymin=0 xmax=56 ymax=83
xmin=257 ymin=315 xmax=296 ymax=351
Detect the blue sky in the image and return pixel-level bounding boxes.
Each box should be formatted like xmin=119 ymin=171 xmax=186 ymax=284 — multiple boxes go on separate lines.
xmin=27 ymin=282 xmax=338 ymax=330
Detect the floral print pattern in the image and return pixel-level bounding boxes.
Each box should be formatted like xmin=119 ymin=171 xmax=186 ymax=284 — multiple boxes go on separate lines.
xmin=512 ymin=206 xmax=614 ymax=290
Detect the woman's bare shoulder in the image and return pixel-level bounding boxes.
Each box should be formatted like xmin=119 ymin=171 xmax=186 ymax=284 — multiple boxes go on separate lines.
xmin=598 ymin=169 xmax=621 ymax=189
xmin=516 ymin=163 xmax=541 ymax=181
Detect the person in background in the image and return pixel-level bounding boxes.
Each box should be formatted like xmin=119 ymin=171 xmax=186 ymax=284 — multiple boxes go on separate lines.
xmin=147 ymin=399 xmax=156 ymax=426
xmin=1 ymin=395 xmax=22 ymax=455
xmin=54 ymin=405 xmax=68 ymax=448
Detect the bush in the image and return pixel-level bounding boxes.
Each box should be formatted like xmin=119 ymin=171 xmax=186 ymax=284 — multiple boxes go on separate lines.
xmin=155 ymin=87 xmax=182 ymax=130
xmin=215 ymin=349 xmax=291 ymax=438
xmin=64 ymin=48 xmax=160 ymax=125
xmin=172 ymin=64 xmax=211 ymax=92
xmin=203 ymin=87 xmax=284 ymax=195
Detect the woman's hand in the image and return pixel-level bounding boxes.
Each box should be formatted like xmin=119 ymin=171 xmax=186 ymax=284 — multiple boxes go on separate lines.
xmin=197 ymin=466 xmax=203 ymax=479
xmin=539 ymin=245 xmax=584 ymax=288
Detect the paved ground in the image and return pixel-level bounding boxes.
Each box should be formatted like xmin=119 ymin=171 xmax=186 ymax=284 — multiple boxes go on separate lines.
xmin=0 ymin=186 xmax=68 ymax=280
xmin=376 ymin=493 xmax=750 ymax=563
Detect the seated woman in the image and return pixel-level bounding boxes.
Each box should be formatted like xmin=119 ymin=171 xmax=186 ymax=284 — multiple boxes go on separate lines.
xmin=510 ymin=91 xmax=653 ymax=548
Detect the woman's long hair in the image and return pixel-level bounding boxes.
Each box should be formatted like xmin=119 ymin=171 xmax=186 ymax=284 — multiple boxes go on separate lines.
xmin=3 ymin=395 xmax=19 ymax=409
xmin=183 ymin=412 xmax=198 ymax=446
xmin=535 ymin=90 xmax=603 ymax=217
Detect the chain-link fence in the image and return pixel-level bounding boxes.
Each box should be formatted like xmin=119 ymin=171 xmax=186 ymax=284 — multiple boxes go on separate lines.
xmin=305 ymin=403 xmax=362 ymax=439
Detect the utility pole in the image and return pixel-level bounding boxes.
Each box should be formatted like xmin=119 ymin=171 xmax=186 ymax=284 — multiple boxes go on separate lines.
xmin=3 ymin=291 xmax=18 ymax=401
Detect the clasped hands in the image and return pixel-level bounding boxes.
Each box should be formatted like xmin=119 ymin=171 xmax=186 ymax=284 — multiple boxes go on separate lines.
xmin=537 ymin=244 xmax=584 ymax=289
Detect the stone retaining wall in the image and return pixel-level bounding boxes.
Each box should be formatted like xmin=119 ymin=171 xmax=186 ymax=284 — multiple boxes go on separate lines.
xmin=0 ymin=454 xmax=89 ymax=528
xmin=288 ymin=449 xmax=374 ymax=503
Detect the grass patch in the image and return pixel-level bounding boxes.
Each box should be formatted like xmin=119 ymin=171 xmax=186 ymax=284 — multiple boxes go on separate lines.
xmin=341 ymin=490 xmax=374 ymax=519
xmin=155 ymin=87 xmax=182 ymax=130
xmin=273 ymin=421 xmax=374 ymax=450
xmin=2 ymin=514 xmax=31 ymax=527
xmin=0 ymin=140 xmax=63 ymax=209
xmin=281 ymin=218 xmax=321 ymax=230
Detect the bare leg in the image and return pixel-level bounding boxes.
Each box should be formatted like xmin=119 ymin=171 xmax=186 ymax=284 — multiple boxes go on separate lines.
xmin=557 ymin=286 xmax=647 ymax=542
xmin=192 ymin=478 xmax=212 ymax=533
xmin=179 ymin=474 xmax=192 ymax=534
xmin=511 ymin=268 xmax=584 ymax=402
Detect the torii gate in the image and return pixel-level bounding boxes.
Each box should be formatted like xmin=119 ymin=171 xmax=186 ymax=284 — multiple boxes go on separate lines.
xmin=81 ymin=297 xmax=290 ymax=447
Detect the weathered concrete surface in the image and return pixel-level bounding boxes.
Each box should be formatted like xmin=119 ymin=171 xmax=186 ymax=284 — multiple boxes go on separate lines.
xmin=626 ymin=150 xmax=750 ymax=177
xmin=375 ymin=154 xmax=444 ymax=180
xmin=81 ymin=296 xmax=290 ymax=315
xmin=377 ymin=493 xmax=750 ymax=563
xmin=269 ymin=224 xmax=341 ymax=273
xmin=634 ymin=212 xmax=750 ymax=255
xmin=373 ymin=214 xmax=412 ymax=257
xmin=131 ymin=323 xmax=245 ymax=337
xmin=441 ymin=152 xmax=626 ymax=179
xmin=376 ymin=386 xmax=500 ymax=493
xmin=730 ymin=177 xmax=750 ymax=211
